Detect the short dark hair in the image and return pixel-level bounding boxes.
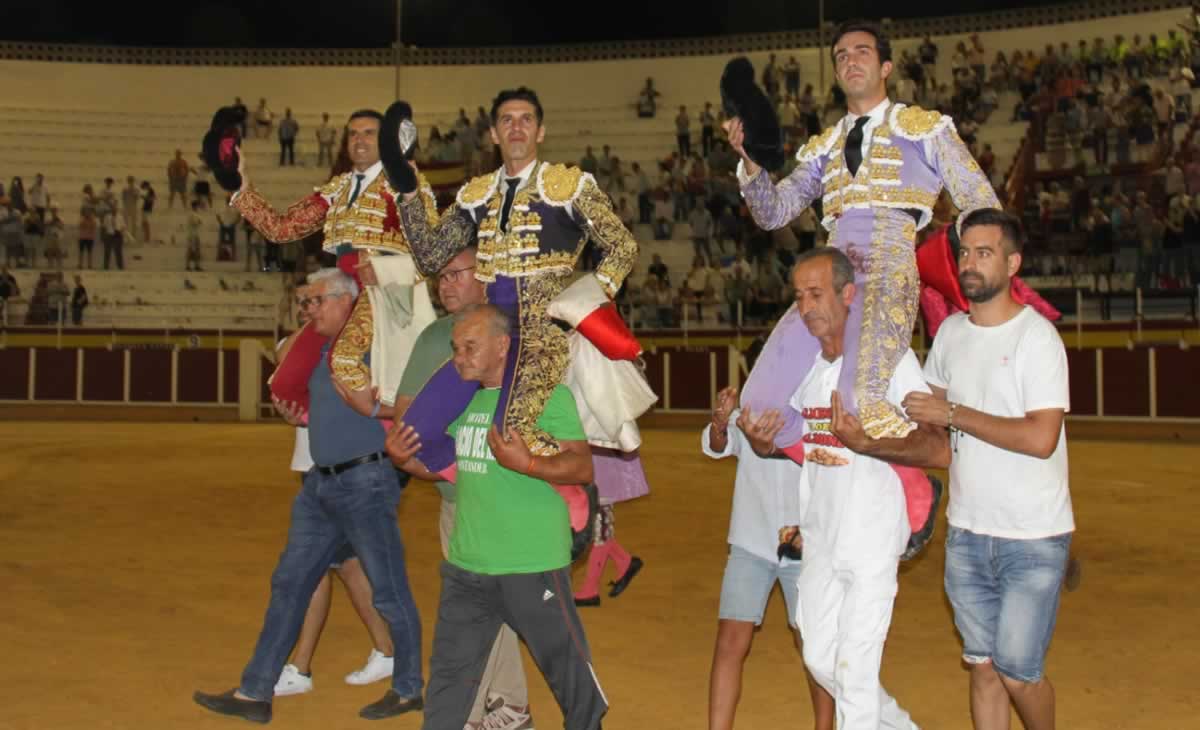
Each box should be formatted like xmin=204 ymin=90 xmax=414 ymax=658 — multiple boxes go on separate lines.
xmin=793 ymin=247 xmax=856 ymax=293
xmin=490 ymin=87 xmax=544 ymax=126
xmin=960 ymin=208 xmax=1026 ymax=254
xmin=830 ymin=20 xmax=893 ymax=65
xmin=347 ymin=109 xmax=384 ymax=124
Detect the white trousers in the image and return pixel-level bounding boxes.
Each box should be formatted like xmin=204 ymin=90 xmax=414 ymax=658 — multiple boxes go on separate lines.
xmin=795 ymin=550 xmax=917 ymax=730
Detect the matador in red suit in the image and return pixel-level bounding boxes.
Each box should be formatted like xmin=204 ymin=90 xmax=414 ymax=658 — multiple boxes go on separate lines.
xmin=231 ymin=108 xmax=438 ymax=407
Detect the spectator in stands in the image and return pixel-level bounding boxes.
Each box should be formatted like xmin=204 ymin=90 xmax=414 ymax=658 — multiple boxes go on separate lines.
xmin=725 ymin=264 xmax=751 ymax=326
xmin=279 ymin=109 xmax=299 ymax=166
xmin=977 ymin=143 xmax=996 ymax=182
xmin=192 ymin=160 xmax=214 ymax=209
xmin=167 ymin=149 xmax=190 ymax=208
xmin=681 ymin=255 xmax=710 ymax=319
xmin=121 ymin=176 xmax=140 ymax=244
xmin=648 ymin=275 xmax=677 ymax=327
xmin=675 ymin=105 xmax=691 ymax=157
xmin=71 ymin=275 xmax=88 ymax=326
xmin=701 ymin=102 xmax=716 ymax=157
xmin=783 ymin=55 xmax=801 ymax=97
xmin=185 ymin=201 xmax=203 ymax=271
xmin=0 ymin=265 xmax=17 ymax=323
xmin=1 ymin=197 xmax=26 ymax=267
xmin=1153 ymin=89 xmax=1175 ymax=150
xmin=1082 ymin=197 xmax=1113 ymax=260
xmin=46 ymin=272 xmax=68 ymax=324
xmin=43 ymin=207 xmax=65 ymax=269
xmin=919 ymin=35 xmax=939 ymax=89
xmin=689 ymin=200 xmax=714 ymax=261
xmin=762 ymin=54 xmax=780 ymax=101
xmin=607 ymin=156 xmax=626 ymax=196
xmin=100 ymin=195 xmax=125 ymax=268
xmin=990 ymin=52 xmax=1011 ymax=91
xmin=598 ymin=144 xmax=614 ymax=191
xmin=579 ymin=146 xmax=598 ymax=175
xmin=616 ymin=197 xmax=635 ymax=233
xmin=1164 ymin=195 xmax=1187 ymax=278
xmin=316 ymin=113 xmax=337 ymax=167
xmin=637 ymin=77 xmax=662 ymax=118
xmin=8 ymin=177 xmax=26 ymax=214
xmin=1132 ymin=190 xmax=1156 ymax=280
xmin=28 ymin=174 xmax=48 ymax=226
xmin=1070 ymin=177 xmax=1091 ymax=231
xmin=1185 ymin=150 xmax=1200 ymax=195
xmin=217 ymin=193 xmax=241 ymax=259
xmin=246 ymin=227 xmax=266 ymax=272
xmin=1087 ymin=38 xmax=1108 ymax=84
xmin=750 ymin=259 xmax=785 ymax=323
xmin=968 ymin=34 xmax=987 ymax=85
xmin=77 ymin=205 xmax=96 ymax=269
xmin=632 ymin=162 xmax=652 ymax=224
xmin=140 ymin=181 xmax=156 ymax=243
xmin=254 ymin=98 xmax=274 ymax=138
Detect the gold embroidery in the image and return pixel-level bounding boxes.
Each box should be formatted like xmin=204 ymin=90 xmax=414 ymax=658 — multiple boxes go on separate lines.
xmin=891 ymin=104 xmax=951 ymax=140
xmin=330 ymin=294 xmax=373 ymax=392
xmin=457 ymin=171 xmax=500 ymax=209
xmin=538 ymin=163 xmax=586 ymax=206
xmin=797 ymin=124 xmax=839 ymax=163
xmin=321 ymin=173 xmax=437 ymax=255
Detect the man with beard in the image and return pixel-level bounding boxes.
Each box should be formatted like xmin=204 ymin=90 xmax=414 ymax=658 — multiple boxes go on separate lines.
xmin=903 ymin=210 xmax=1074 ymax=730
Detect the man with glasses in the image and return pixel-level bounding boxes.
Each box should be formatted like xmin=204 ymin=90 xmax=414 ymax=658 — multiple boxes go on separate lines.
xmin=194 ymin=267 xmax=424 ymax=723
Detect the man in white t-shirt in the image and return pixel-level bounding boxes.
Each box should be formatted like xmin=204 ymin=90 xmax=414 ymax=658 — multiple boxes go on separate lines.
xmin=738 ymin=248 xmax=950 ymax=730
xmin=702 ymin=385 xmax=834 ymax=730
xmin=904 ymin=209 xmax=1073 ymax=730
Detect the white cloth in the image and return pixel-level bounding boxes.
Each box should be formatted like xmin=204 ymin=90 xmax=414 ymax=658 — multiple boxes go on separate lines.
xmin=320 ymin=160 xmax=383 ymax=206
xmin=791 ymin=350 xmax=928 ymax=564
xmin=922 ymin=307 xmax=1074 ymax=539
xmin=367 ymin=254 xmax=436 ymax=406
xmin=702 ymin=412 xmax=808 ymax=564
xmin=562 ymin=331 xmax=656 ymax=451
xmin=291 ymin=427 xmax=314 ymax=472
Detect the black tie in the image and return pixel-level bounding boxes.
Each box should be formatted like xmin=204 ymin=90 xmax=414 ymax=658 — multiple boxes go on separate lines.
xmin=348 ymin=173 xmax=365 ymax=206
xmin=844 ymin=116 xmax=870 ymax=178
xmin=499 ymin=177 xmax=520 ymax=231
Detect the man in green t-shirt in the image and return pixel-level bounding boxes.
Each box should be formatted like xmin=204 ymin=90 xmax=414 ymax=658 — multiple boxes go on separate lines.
xmin=388 ymin=303 xmax=606 ymax=730
xmin=370 ymin=246 xmax=532 ymax=729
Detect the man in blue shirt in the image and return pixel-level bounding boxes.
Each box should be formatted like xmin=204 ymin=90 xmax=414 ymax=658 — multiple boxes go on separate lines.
xmin=194 ymin=268 xmax=423 ymax=723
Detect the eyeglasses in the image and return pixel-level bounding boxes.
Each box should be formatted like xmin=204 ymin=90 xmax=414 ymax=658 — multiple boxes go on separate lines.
xmin=439 ymin=265 xmax=476 ymax=284
xmin=297 ymin=293 xmax=345 ymax=311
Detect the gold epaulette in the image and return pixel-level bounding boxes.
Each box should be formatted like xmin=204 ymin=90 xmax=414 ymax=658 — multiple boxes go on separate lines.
xmin=796 ymin=125 xmax=838 ymax=163
xmin=537 ymin=163 xmax=590 ymax=207
xmin=890 ymin=104 xmax=953 ymax=141
xmin=317 ymin=172 xmax=352 ymax=197
xmin=455 ymin=171 xmax=500 ymax=210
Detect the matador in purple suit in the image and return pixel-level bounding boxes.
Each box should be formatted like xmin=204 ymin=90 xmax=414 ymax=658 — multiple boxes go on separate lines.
xmin=728 ymin=20 xmax=999 ymax=551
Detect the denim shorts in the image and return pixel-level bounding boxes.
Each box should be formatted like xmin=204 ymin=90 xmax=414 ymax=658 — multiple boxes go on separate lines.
xmin=944 ymin=525 xmax=1072 ymax=682
xmin=718 ymin=545 xmax=802 ymax=627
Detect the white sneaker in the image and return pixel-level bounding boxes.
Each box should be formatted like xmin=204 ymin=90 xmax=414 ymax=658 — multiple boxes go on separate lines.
xmin=479 ymin=702 xmax=534 ymax=730
xmin=344 ymin=648 xmax=393 ymax=686
xmin=274 ymin=663 xmax=313 ymax=696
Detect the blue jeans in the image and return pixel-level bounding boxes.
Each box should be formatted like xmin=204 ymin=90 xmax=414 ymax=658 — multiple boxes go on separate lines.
xmin=944 ymin=526 xmax=1071 ymax=683
xmin=239 ymin=459 xmax=422 ymax=700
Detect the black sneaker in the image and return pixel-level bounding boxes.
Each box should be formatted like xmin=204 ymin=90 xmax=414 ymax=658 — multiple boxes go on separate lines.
xmin=358 ymin=689 xmax=423 ymax=720
xmin=608 ymin=556 xmax=644 ymax=598
xmin=193 ymin=689 xmax=272 ymax=724
xmin=901 ymin=475 xmax=944 ymax=562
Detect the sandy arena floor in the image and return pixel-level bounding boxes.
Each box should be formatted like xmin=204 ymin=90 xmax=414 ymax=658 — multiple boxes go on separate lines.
xmin=0 ymin=422 xmax=1195 ymax=729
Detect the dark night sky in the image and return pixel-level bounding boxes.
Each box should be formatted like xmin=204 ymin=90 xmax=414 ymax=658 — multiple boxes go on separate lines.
xmin=5 ymin=0 xmax=1082 ymax=48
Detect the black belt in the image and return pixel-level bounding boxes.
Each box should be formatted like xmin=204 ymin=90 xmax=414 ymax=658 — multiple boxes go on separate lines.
xmin=316 ymin=452 xmax=386 ymax=476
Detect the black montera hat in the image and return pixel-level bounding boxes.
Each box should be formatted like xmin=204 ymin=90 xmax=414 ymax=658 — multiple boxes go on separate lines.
xmin=720 ymin=57 xmax=786 ymax=172
xmin=381 ymin=101 xmax=418 ymax=194
xmin=202 ymin=106 xmax=245 ymax=192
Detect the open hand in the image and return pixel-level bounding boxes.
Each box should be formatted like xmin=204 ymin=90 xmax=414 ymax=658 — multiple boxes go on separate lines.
xmin=385 ymin=421 xmax=422 ymax=466
xmin=723 ymin=118 xmax=760 ymax=179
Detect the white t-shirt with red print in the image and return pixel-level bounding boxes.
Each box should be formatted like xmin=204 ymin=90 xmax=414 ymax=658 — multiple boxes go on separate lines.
xmin=789 ymin=349 xmax=931 ymax=565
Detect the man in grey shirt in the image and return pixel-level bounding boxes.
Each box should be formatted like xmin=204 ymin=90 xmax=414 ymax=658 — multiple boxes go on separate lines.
xmin=278 ymin=108 xmax=300 ymax=167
